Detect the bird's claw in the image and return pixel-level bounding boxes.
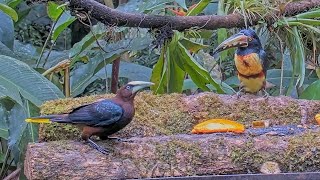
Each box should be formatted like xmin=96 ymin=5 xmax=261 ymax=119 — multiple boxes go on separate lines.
xmin=87 ymin=139 xmax=109 ymax=155
xmin=262 ymin=89 xmax=269 ymax=99
xmin=236 ymin=88 xmax=244 ymax=99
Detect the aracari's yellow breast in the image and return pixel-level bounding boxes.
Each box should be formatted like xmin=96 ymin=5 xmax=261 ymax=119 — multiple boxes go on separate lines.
xmin=234 ymin=53 xmax=263 ymax=76
xmin=238 ymin=75 xmax=265 ymax=93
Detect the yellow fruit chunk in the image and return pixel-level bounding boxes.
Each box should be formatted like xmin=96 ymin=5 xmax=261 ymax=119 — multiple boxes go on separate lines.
xmin=315 ymin=113 xmax=320 ymax=125
xmin=192 ymin=119 xmax=245 ymax=134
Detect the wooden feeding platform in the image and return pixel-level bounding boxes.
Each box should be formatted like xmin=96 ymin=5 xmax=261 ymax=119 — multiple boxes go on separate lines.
xmin=24 ymin=92 xmax=320 ymax=179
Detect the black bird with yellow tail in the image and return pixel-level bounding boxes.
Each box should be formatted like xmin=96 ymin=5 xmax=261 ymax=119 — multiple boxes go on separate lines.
xmin=26 ymin=81 xmax=154 ymax=154
xmin=213 ymin=29 xmax=268 ymax=97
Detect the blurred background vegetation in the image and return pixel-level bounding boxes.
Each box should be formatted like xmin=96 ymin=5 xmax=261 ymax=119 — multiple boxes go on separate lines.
xmin=0 ymin=0 xmax=319 ymax=178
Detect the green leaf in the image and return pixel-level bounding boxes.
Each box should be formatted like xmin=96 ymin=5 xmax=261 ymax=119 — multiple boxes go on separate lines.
xmin=292 ymin=27 xmax=305 ymax=87
xmin=7 ymin=103 xmax=27 ymax=163
xmin=285 ymin=18 xmax=320 ymax=26
xmin=69 ymin=22 xmax=106 ymax=59
xmin=0 ymin=105 xmax=8 ymax=139
xmin=183 ymin=79 xmax=234 ymax=94
xmin=0 ymin=11 xmax=14 ymax=49
xmin=167 ymin=38 xmax=186 ymax=93
xmin=47 ymin=1 xmax=64 ymax=21
xmin=295 ymin=8 xmax=320 ymax=19
xmin=140 ymin=0 xmax=174 ymax=12
xmin=179 ymin=38 xmax=208 ymax=53
xmin=175 ymin=0 xmax=187 ymax=9
xmin=71 ymin=36 xmax=152 ymax=96
xmin=52 ymin=11 xmax=76 ymax=41
xmin=184 ymin=30 xmax=213 ymax=39
xmin=300 ymin=80 xmax=320 ymax=100
xmin=186 ymin=0 xmax=210 ymax=16
xmin=0 ymin=55 xmax=64 ymax=106
xmin=7 ymin=0 xmax=22 ymax=8
xmin=176 ymin=41 xmax=224 ymax=93
xmin=0 ymin=3 xmax=17 ymax=22
xmin=151 ymin=46 xmax=167 ymax=94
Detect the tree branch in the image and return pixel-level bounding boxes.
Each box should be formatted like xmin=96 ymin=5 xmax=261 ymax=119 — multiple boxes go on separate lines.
xmin=68 ymin=0 xmax=320 ymax=31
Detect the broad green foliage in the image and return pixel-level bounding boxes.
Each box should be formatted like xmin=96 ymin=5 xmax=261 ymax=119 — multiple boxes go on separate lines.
xmin=0 ymin=2 xmax=17 ymax=22
xmin=175 ymin=0 xmax=187 ymax=10
xmin=69 ymin=23 xmax=107 ymax=60
xmin=47 ymin=1 xmax=76 ymax=41
xmin=0 ymin=0 xmax=319 ymax=177
xmin=0 ymin=11 xmax=14 ymax=49
xmin=186 ymin=0 xmax=210 ymax=16
xmin=0 ymin=55 xmax=64 ymax=106
xmin=70 ymin=23 xmax=152 ymax=96
xmin=151 ymin=31 xmax=224 ymax=94
xmin=300 ymin=80 xmax=320 ymax=100
xmin=47 ymin=1 xmax=64 ymax=21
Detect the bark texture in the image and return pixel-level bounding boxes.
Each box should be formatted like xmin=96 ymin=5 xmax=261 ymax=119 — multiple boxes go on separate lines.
xmin=25 ymin=128 xmax=320 ymax=179
xmin=68 ymin=0 xmax=320 ymax=30
xmin=25 ymin=92 xmax=320 ymax=179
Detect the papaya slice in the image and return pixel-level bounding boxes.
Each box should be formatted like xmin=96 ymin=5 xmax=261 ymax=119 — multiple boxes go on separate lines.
xmin=315 ymin=113 xmax=320 ymax=125
xmin=192 ymin=119 xmax=245 ymax=134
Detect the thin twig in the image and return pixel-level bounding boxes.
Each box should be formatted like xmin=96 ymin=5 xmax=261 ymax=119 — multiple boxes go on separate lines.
xmin=274 ymin=30 xmax=285 ymax=95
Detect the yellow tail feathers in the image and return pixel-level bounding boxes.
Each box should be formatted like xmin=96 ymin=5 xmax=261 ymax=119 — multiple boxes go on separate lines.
xmin=25 ymin=118 xmax=51 ymax=123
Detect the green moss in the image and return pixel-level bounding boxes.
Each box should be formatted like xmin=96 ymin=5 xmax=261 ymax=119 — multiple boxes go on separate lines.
xmin=155 ymin=138 xmax=202 ymax=175
xmin=195 ymin=95 xmax=301 ymax=128
xmin=230 ymin=132 xmax=320 ymax=173
xmin=283 ymin=132 xmax=320 ymax=172
xmin=38 ymin=92 xmax=306 ymax=141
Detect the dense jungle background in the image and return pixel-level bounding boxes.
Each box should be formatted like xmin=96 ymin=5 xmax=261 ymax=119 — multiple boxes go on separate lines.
xmin=0 ymin=0 xmax=319 ymax=179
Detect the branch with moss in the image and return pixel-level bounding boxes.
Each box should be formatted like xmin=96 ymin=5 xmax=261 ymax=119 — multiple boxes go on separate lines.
xmin=68 ymin=0 xmax=320 ymax=31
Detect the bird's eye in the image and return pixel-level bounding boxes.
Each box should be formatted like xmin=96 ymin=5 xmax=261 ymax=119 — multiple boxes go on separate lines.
xmin=125 ymin=86 xmax=132 ymax=90
xmin=248 ymin=37 xmax=253 ymax=41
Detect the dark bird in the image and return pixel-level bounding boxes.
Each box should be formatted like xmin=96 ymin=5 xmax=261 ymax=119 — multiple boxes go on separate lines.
xmin=213 ymin=29 xmax=268 ymax=97
xmin=26 ymin=81 xmax=154 ymax=154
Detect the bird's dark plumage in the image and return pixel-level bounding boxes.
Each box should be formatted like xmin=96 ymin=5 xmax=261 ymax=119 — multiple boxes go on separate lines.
xmin=26 ymin=81 xmax=154 ymax=154
xmin=66 ymin=100 xmax=124 ymax=127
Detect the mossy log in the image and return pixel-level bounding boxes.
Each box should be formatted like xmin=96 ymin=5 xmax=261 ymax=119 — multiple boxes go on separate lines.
xmin=25 ymin=128 xmax=320 ymax=179
xmin=25 ymin=92 xmax=320 ymax=179
xmin=37 ymin=92 xmax=320 ymax=141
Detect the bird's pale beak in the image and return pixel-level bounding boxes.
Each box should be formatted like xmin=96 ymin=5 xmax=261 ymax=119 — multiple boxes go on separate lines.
xmin=213 ymin=33 xmax=249 ymax=55
xmin=128 ymin=81 xmax=155 ymax=94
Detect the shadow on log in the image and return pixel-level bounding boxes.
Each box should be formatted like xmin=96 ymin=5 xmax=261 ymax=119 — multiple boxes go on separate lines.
xmin=24 ymin=92 xmax=320 ymax=179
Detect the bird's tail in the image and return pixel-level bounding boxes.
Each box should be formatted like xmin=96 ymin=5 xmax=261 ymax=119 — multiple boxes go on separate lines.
xmin=25 ymin=114 xmax=69 ymax=123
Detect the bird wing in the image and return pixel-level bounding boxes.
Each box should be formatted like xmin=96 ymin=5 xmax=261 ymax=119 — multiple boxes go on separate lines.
xmin=67 ymin=100 xmax=124 ymax=127
xmin=259 ymin=49 xmax=268 ymax=75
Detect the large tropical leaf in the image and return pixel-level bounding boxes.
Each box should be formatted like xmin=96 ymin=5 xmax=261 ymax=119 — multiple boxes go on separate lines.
xmin=0 ymin=104 xmax=8 ymax=139
xmin=72 ymin=61 xmax=152 ymax=96
xmin=151 ymin=46 xmax=167 ymax=94
xmin=300 ymin=80 xmax=320 ymax=100
xmin=0 ymin=2 xmax=18 ymax=22
xmin=151 ymin=31 xmax=224 ymax=94
xmin=71 ymin=36 xmax=152 ymax=96
xmin=0 ymin=55 xmax=64 ymax=106
xmin=0 ymin=11 xmax=14 ymax=49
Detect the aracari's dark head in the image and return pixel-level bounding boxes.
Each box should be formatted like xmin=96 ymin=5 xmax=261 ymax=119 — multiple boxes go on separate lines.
xmin=213 ymin=29 xmax=262 ymax=55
